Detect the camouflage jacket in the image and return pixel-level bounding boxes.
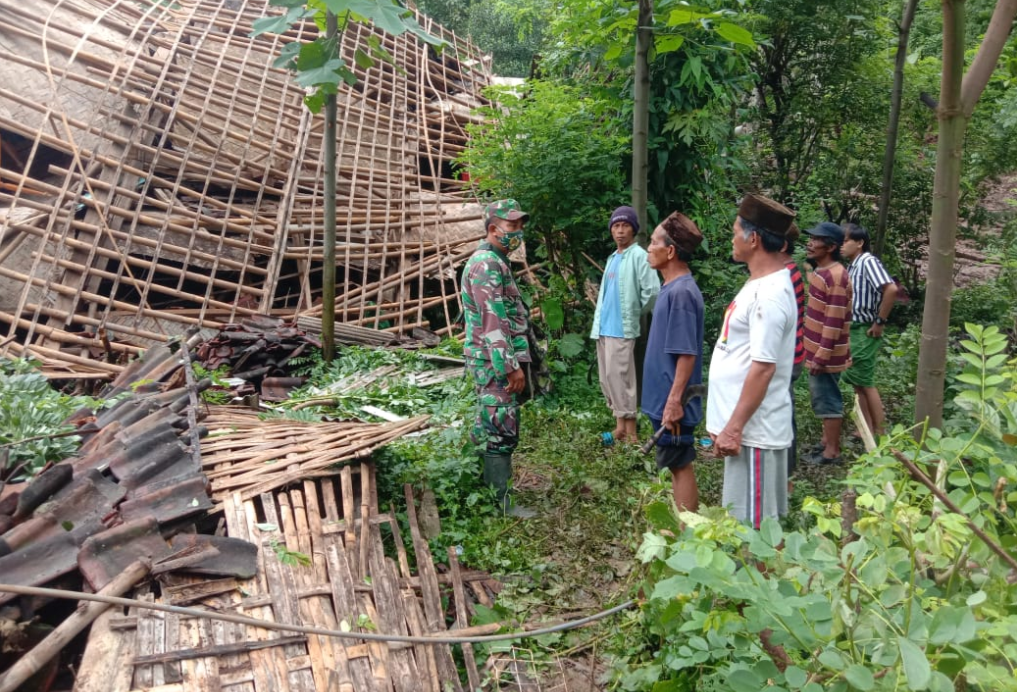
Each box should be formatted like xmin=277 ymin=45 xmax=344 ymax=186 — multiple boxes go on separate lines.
xmin=461 ymin=241 xmax=531 ymax=379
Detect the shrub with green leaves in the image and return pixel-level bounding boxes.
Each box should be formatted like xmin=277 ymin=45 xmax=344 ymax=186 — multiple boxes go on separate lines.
xmin=613 ymin=323 xmax=1017 ymax=691
xmin=0 ymin=359 xmax=87 ymax=480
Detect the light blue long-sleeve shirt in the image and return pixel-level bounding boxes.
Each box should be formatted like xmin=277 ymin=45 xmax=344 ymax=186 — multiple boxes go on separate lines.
xmin=589 ymin=244 xmax=660 ymax=340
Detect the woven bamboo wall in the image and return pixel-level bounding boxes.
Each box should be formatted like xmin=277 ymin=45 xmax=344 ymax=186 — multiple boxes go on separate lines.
xmin=0 ymin=0 xmax=489 ymax=377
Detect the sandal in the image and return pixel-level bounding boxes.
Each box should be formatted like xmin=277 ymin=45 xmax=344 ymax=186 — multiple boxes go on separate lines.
xmin=805 ymin=451 xmax=843 ymax=466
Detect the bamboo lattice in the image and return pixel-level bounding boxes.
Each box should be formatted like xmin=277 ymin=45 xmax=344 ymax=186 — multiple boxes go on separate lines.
xmin=0 ymin=0 xmax=490 ymax=376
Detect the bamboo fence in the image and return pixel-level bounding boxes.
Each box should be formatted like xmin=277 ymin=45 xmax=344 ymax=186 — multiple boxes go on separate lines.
xmin=0 ymin=0 xmax=490 ymax=376
xmin=74 ymin=467 xmax=503 ymax=692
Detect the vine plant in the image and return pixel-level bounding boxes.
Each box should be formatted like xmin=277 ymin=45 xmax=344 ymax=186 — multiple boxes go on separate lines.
xmin=615 ymin=323 xmax=1017 ymax=691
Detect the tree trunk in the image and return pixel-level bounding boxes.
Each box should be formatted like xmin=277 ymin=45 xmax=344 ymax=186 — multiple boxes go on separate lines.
xmin=632 ymin=0 xmax=652 ymax=239
xmin=873 ymin=0 xmax=920 ymax=258
xmin=321 ymin=11 xmax=339 ymax=362
xmin=915 ymin=0 xmax=1017 ymax=429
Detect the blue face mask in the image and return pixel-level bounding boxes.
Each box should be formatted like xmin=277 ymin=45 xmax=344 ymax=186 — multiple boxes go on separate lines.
xmin=500 ymin=229 xmax=524 ymax=252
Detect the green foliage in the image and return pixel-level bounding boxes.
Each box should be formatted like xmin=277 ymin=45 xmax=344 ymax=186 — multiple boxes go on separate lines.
xmin=950 ymin=279 xmax=1016 ymax=333
xmin=279 ymin=345 xmax=473 ymax=423
xmin=881 ymin=323 xmax=923 ymax=426
xmin=269 ymin=537 xmax=313 ymax=567
xmin=191 ymin=363 xmax=234 ymax=405
xmin=613 ymin=323 xmax=1017 ymax=691
xmin=540 ymin=0 xmax=756 ymax=219
xmin=0 ymin=359 xmax=87 ymax=480
xmin=738 ymin=0 xmax=883 ymax=205
xmin=459 ymin=80 xmax=629 ymax=272
xmin=251 ymin=0 xmax=444 ymax=113
xmin=415 ymin=0 xmax=546 ymax=77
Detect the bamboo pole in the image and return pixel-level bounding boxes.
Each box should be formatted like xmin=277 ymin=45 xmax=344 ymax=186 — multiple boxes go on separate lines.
xmin=2 ymin=212 xmax=266 ymax=275
xmin=0 ymin=561 xmax=150 ymax=692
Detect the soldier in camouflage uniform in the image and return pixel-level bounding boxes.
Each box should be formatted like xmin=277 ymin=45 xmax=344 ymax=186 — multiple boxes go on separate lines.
xmin=461 ymin=199 xmax=534 ymax=517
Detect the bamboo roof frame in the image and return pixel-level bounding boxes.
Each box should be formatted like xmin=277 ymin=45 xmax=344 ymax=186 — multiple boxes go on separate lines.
xmin=0 ymin=0 xmax=491 ymax=375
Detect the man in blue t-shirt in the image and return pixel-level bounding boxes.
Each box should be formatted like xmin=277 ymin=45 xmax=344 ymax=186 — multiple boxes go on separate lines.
xmin=641 ymin=211 xmax=705 ymax=512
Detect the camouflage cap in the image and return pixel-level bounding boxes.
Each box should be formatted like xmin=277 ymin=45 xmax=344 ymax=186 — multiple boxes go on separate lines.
xmin=485 ymin=199 xmax=530 ymax=224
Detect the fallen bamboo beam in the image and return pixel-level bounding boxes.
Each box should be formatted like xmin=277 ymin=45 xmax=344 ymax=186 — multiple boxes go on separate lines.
xmin=0 ymin=560 xmax=150 ymax=692
xmin=30 ymin=249 xmax=262 ymax=314
xmin=18 ymin=342 xmax=124 ymax=374
xmin=16 ymin=304 xmax=205 ymax=344
xmin=0 ymin=206 xmax=270 ymax=275
xmin=0 ymin=313 xmax=144 ymax=355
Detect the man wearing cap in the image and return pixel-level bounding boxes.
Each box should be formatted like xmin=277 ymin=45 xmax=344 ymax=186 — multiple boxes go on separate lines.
xmin=590 ymin=205 xmax=660 ymax=445
xmin=642 ymin=212 xmax=705 ymax=512
xmin=707 ymin=194 xmax=798 ymax=529
xmin=802 ymin=222 xmax=852 ymax=465
xmin=461 ymin=199 xmax=534 ymax=517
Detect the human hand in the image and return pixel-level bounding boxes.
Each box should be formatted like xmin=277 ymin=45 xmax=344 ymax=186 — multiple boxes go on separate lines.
xmin=867 ymin=323 xmax=884 ymax=338
xmin=505 ymin=367 xmax=525 ymax=394
xmin=714 ymin=427 xmax=741 ymax=457
xmin=807 ymin=361 xmax=823 ymax=375
xmin=662 ymin=400 xmax=684 ymax=434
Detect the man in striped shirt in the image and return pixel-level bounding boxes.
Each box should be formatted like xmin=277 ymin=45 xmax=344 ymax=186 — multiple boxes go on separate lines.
xmin=779 ymin=224 xmax=806 ymax=479
xmin=841 ymin=223 xmax=898 ymax=437
xmin=803 ymin=222 xmax=852 ymax=465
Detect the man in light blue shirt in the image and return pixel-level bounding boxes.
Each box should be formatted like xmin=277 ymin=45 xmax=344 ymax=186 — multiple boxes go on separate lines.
xmin=590 ymin=206 xmax=661 ymax=444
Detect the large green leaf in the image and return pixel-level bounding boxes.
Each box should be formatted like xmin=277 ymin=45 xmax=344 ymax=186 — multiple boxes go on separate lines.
xmin=353 ymin=48 xmax=375 ymax=69
xmin=296 ymin=40 xmax=328 ymax=70
xmin=645 ymin=501 xmax=681 ymax=534
xmin=540 ymin=297 xmax=565 ymax=331
xmin=556 ymin=333 xmax=585 ymax=358
xmin=844 ymin=664 xmax=874 ymax=691
xmin=897 ymin=636 xmax=931 ymax=690
xmin=251 ymin=6 xmax=309 ymax=36
xmin=655 ymin=33 xmax=685 ymax=54
xmin=714 ymin=22 xmax=754 ymax=47
xmin=294 ymin=58 xmax=347 ymax=87
xmin=759 ymin=517 xmax=783 ymax=547
xmin=784 ymin=666 xmax=808 ymax=688
xmin=727 ymin=669 xmax=764 ymax=692
xmin=666 ymin=8 xmax=711 ymax=26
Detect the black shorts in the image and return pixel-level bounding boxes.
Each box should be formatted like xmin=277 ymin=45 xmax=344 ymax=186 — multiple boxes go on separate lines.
xmin=654 ymin=423 xmax=697 ymax=472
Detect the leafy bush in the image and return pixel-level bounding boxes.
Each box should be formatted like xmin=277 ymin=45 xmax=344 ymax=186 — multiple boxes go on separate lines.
xmin=950 ymin=280 xmax=1015 ymax=332
xmin=612 ymin=323 xmax=1017 ymax=691
xmin=458 ymin=80 xmax=630 ymax=279
xmin=0 ymin=359 xmax=87 ymax=480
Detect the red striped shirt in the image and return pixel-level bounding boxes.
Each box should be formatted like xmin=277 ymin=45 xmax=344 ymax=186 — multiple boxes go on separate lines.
xmin=803 ymin=263 xmax=852 ymax=372
xmin=786 ymin=262 xmax=805 ymax=366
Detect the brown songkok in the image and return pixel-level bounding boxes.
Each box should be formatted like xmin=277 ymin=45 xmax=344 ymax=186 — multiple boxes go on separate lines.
xmin=661 ymin=211 xmax=703 ymax=255
xmin=737 ymin=194 xmax=796 ymax=237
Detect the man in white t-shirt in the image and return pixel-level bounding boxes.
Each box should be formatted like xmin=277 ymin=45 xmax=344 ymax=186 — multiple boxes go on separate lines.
xmin=707 ymin=194 xmax=799 ymax=529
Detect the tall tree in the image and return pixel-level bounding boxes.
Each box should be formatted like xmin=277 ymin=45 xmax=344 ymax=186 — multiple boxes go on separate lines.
xmin=874 ymin=0 xmax=921 ymax=258
xmin=748 ymin=0 xmax=881 ymax=204
xmin=914 ymin=0 xmax=1017 ymax=429
xmin=632 ymin=0 xmax=653 ymax=235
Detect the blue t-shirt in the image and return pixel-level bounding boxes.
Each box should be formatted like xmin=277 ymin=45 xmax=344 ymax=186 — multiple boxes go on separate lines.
xmin=597 ymin=252 xmax=624 ymax=337
xmin=641 ymin=273 xmax=704 ymax=426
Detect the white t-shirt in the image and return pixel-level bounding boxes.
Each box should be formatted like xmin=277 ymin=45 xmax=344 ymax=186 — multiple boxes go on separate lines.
xmin=706 ymin=268 xmax=797 ymax=449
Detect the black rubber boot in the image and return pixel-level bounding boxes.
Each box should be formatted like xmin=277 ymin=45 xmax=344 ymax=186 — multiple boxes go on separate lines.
xmin=482 ymin=452 xmax=535 ymax=518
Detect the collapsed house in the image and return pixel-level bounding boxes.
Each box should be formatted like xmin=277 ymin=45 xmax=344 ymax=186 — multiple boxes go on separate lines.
xmin=0 ymin=0 xmax=493 ymax=379
xmin=0 ymin=338 xmax=503 ymax=692
xmin=0 ymin=2 xmax=523 ymax=689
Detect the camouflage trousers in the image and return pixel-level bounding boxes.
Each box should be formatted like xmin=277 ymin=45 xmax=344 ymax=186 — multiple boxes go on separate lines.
xmin=471 ymin=375 xmax=520 ymax=455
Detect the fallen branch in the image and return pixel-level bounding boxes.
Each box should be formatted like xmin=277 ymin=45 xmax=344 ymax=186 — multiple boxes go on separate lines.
xmin=892 ymin=448 xmax=1017 ymax=573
